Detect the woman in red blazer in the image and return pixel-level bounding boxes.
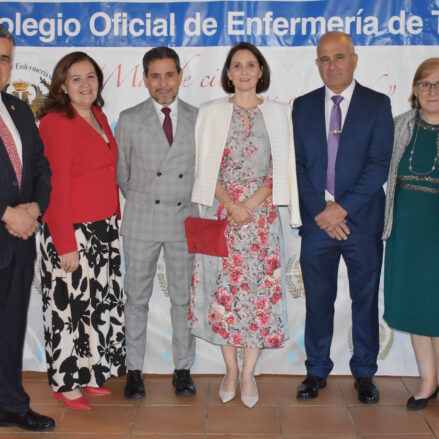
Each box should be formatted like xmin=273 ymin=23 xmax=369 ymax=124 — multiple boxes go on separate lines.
xmin=38 ymin=52 xmax=125 ymax=410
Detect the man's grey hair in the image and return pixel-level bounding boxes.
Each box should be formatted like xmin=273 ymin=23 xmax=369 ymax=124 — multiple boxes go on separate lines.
xmin=0 ymin=24 xmax=15 ymax=46
xmin=317 ymin=31 xmax=355 ymax=56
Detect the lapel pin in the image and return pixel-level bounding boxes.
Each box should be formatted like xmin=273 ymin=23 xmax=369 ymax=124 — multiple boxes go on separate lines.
xmin=10 ymin=105 xmax=15 ymax=111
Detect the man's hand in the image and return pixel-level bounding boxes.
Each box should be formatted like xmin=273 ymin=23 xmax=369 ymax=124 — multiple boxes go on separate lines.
xmin=2 ymin=205 xmax=39 ymax=239
xmin=60 ymin=251 xmax=79 ymax=273
xmin=315 ymin=201 xmax=350 ymax=240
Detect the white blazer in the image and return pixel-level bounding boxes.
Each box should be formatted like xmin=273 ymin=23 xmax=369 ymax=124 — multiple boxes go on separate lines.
xmin=191 ymin=97 xmax=301 ymax=227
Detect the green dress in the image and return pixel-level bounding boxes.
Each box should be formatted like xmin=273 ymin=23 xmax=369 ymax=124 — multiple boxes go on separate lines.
xmin=384 ymin=116 xmax=439 ymax=336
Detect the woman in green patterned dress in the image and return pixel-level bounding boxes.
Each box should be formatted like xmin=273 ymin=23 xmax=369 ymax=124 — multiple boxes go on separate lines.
xmin=383 ymin=58 xmax=439 ymax=410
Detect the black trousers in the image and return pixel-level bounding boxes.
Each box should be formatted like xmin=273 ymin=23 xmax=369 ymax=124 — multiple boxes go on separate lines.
xmin=0 ymin=255 xmax=33 ymax=413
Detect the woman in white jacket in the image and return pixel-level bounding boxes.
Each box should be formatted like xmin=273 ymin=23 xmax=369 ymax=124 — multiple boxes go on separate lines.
xmin=190 ymin=42 xmax=301 ymax=408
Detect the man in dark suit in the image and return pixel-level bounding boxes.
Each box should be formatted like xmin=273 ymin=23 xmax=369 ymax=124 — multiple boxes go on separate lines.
xmin=0 ymin=25 xmax=53 ymax=431
xmin=293 ymin=31 xmax=394 ymax=403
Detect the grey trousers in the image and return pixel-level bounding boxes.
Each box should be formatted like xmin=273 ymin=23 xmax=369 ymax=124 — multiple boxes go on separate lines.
xmin=123 ymin=237 xmax=195 ymax=371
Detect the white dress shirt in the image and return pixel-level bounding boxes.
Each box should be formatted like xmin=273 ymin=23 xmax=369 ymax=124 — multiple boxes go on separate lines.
xmin=0 ymin=93 xmax=23 ymax=163
xmin=324 ymin=80 xmax=356 ymax=201
xmin=152 ymin=97 xmax=178 ymax=137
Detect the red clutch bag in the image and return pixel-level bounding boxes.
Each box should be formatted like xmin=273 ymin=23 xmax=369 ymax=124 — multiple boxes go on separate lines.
xmin=184 ymin=217 xmax=229 ymax=257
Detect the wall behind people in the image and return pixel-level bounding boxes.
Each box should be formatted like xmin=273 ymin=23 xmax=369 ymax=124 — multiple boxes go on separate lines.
xmin=2 ymin=0 xmax=436 ymax=375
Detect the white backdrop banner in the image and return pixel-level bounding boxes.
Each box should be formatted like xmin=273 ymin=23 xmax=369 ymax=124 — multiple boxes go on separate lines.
xmin=1 ymin=0 xmax=435 ymax=376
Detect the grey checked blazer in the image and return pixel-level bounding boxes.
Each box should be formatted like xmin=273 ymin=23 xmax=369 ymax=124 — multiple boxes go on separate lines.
xmin=382 ymin=109 xmax=416 ymax=240
xmin=116 ymin=98 xmax=198 ymax=242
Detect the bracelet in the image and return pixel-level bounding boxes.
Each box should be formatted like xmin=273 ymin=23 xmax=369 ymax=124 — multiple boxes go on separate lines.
xmin=226 ymin=200 xmax=235 ymax=215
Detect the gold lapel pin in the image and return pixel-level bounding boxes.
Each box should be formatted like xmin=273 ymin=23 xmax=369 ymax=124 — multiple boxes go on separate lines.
xmin=10 ymin=105 xmax=15 ymax=111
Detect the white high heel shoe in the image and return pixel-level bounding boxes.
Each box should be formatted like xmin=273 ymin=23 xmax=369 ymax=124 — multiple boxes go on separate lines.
xmin=218 ymin=375 xmax=238 ymax=403
xmin=240 ymin=376 xmax=259 ymax=408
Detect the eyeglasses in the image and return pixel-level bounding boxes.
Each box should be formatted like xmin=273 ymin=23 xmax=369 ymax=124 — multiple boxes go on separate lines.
xmin=415 ymin=81 xmax=439 ymax=92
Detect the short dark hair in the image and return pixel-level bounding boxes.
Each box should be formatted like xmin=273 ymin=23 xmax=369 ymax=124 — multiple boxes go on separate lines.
xmin=0 ymin=24 xmax=15 ymax=46
xmin=221 ymin=42 xmax=270 ymax=94
xmin=410 ymin=57 xmax=439 ymax=109
xmin=38 ymin=51 xmax=104 ymax=119
xmin=143 ymin=46 xmax=181 ymax=76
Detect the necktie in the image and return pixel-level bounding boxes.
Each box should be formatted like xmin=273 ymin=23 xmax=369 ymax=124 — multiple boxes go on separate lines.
xmin=161 ymin=107 xmax=173 ymax=146
xmin=326 ymin=95 xmax=344 ymax=195
xmin=0 ymin=113 xmax=22 ymax=189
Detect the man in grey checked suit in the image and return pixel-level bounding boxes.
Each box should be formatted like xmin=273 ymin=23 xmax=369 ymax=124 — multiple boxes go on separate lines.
xmin=116 ymin=47 xmax=197 ymax=399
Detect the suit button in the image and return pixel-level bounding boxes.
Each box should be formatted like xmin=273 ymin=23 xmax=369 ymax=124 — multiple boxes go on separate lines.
xmin=12 ymin=181 xmax=17 ymax=186
xmin=157 ymin=172 xmax=162 ymax=177
xmin=179 ymin=174 xmax=183 ymax=178
xmin=177 ymin=202 xmax=182 ymax=206
xmin=155 ymin=200 xmax=160 ymax=204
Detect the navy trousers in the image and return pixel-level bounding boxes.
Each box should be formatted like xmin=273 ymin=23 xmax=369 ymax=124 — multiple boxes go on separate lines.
xmin=0 ymin=255 xmax=33 ymax=413
xmin=300 ymin=231 xmax=382 ymax=378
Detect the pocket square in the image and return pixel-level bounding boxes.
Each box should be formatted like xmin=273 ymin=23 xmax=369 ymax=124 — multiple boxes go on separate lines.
xmin=184 ymin=216 xmax=229 ymax=257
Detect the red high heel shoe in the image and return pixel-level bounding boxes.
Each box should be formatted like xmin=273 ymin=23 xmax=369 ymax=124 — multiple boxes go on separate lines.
xmin=53 ymin=391 xmax=91 ymax=410
xmin=83 ymin=386 xmax=111 ymax=396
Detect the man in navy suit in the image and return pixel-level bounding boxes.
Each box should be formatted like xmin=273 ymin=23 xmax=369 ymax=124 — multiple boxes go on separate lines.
xmin=293 ymin=31 xmax=394 ymax=403
xmin=0 ymin=25 xmax=53 ymax=431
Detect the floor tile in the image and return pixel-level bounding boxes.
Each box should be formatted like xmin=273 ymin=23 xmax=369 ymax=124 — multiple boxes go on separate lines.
xmin=206 ymin=405 xmax=280 ymax=435
xmin=349 ymin=405 xmax=431 ymax=434
xmin=276 ymin=376 xmax=345 ymax=405
xmin=279 ymin=406 xmax=356 ymax=435
xmin=56 ymin=405 xmax=135 ymax=434
xmin=422 ymin=405 xmax=439 ymax=435
xmin=52 ymin=435 xmax=127 ymax=438
xmin=23 ymin=380 xmax=58 ymax=405
xmin=132 ymin=405 xmax=205 ymax=434
xmin=207 ymin=436 xmax=281 ymax=439
xmin=131 ymin=435 xmax=203 ymax=439
xmin=0 ymin=433 xmax=53 ymax=438
xmin=139 ymin=376 xmax=209 ymax=406
xmin=208 ymin=376 xmax=276 ymax=406
xmin=0 ymin=404 xmax=64 ymax=434
xmin=359 ymin=435 xmax=436 ymax=439
xmin=22 ymin=371 xmax=47 ymax=381
xmin=284 ymin=435 xmax=357 ymax=439
xmin=340 ymin=376 xmax=409 ymax=406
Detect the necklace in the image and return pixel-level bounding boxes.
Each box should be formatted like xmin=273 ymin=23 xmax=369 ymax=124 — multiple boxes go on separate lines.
xmin=408 ymin=113 xmax=439 ymax=175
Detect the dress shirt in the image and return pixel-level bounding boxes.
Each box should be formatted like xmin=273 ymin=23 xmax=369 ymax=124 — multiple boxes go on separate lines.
xmin=324 ymin=80 xmax=355 ymax=201
xmin=152 ymin=98 xmax=178 ymax=137
xmin=0 ymin=93 xmax=22 ymax=163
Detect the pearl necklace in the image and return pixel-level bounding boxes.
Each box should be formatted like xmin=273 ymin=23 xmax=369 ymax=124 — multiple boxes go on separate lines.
xmin=408 ymin=114 xmax=439 ymax=176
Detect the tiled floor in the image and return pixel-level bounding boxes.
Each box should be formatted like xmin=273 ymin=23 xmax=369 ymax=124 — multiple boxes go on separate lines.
xmin=1 ymin=373 xmax=439 ymax=438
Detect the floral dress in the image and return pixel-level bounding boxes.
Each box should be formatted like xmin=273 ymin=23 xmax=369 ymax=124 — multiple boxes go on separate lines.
xmin=190 ymin=104 xmax=288 ymax=348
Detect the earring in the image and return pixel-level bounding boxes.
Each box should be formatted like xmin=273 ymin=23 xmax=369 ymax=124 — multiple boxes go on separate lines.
xmin=228 ymin=79 xmax=234 ymax=89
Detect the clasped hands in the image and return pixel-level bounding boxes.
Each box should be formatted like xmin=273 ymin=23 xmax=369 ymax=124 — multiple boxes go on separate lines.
xmin=3 ymin=203 xmax=40 ymax=240
xmin=314 ymin=201 xmax=350 ymax=240
xmin=228 ymin=200 xmax=253 ymax=228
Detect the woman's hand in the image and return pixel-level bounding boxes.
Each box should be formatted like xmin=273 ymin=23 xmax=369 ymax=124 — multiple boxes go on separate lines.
xmin=60 ymin=251 xmax=79 ymax=273
xmin=229 ymin=202 xmax=253 ymax=227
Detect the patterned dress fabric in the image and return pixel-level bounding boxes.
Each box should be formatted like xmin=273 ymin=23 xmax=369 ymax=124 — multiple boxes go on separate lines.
xmin=190 ymin=104 xmax=288 ymax=348
xmin=40 ymin=215 xmax=126 ymax=392
xmin=384 ymin=117 xmax=439 ymax=336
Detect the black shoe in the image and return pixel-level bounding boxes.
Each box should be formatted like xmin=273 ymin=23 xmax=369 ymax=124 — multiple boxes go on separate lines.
xmin=354 ymin=377 xmax=380 ymax=404
xmin=172 ymin=369 xmax=196 ymax=396
xmin=124 ymin=370 xmax=145 ymax=399
xmin=296 ymin=374 xmax=327 ymax=400
xmin=407 ymin=386 xmax=439 ymax=411
xmin=0 ymin=408 xmax=55 ymax=431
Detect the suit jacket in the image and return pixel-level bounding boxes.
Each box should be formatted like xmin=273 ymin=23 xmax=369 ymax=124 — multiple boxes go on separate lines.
xmin=40 ymin=106 xmax=119 ymax=255
xmin=191 ymin=97 xmax=301 ymax=227
xmin=293 ymin=82 xmax=394 ymax=234
xmin=116 ymin=97 xmax=198 ymax=242
xmin=0 ymin=92 xmax=51 ymax=269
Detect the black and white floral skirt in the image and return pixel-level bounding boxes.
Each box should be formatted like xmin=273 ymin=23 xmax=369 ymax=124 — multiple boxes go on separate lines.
xmin=40 ymin=215 xmax=126 ymax=392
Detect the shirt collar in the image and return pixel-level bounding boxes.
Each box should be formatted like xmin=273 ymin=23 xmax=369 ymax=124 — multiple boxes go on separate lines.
xmin=325 ymin=80 xmax=356 ymax=101
xmin=152 ymin=97 xmax=178 ymax=117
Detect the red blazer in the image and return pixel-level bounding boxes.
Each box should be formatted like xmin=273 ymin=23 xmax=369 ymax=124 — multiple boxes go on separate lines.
xmin=40 ymin=105 xmax=119 ymax=255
